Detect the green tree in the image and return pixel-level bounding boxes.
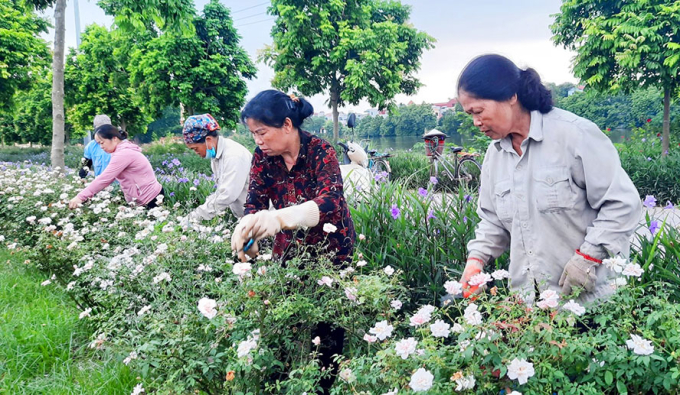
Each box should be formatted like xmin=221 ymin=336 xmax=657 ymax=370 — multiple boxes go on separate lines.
xmin=0 ymin=0 xmax=50 ymax=111
xmin=394 ymin=104 xmax=436 ymax=136
xmin=65 ymin=25 xmax=151 ymax=137
xmin=130 ymin=0 xmax=256 ymax=130
xmin=437 ymin=111 xmax=462 ymax=140
xmin=559 ymin=91 xmax=633 ymax=131
xmin=262 ymin=0 xmax=434 ymax=143
xmin=355 ymin=115 xmax=383 ymax=138
xmin=301 ymin=116 xmax=327 ymax=134
xmin=11 ymin=72 xmax=53 ymax=145
xmin=98 ymin=0 xmax=195 ymax=33
xmin=552 ymin=0 xmax=680 ymax=155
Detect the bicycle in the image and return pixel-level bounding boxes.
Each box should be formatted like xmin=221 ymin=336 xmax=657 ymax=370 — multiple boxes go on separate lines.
xmin=423 ymin=130 xmax=481 ymax=191
xmin=338 ymin=141 xmax=392 ymax=181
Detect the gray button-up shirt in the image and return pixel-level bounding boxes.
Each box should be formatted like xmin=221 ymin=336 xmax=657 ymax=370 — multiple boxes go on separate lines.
xmin=467 ymin=108 xmax=642 ymax=303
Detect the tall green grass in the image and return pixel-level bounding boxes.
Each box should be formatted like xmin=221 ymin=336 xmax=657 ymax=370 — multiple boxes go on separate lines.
xmin=0 ymin=249 xmax=138 ymax=394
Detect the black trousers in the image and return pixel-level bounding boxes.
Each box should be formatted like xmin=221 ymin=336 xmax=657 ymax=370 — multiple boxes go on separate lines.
xmin=312 ymin=323 xmax=345 ymax=395
xmin=144 ymin=188 xmax=164 ymax=209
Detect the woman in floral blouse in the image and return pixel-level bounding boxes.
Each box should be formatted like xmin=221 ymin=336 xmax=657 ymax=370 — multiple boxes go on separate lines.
xmin=231 ymin=89 xmax=355 ymax=266
xmin=231 ymin=89 xmax=355 ymax=394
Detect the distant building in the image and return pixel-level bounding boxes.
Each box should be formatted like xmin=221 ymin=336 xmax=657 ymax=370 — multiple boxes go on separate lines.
xmin=431 ymin=98 xmax=458 ymax=119
xmin=567 ymin=85 xmax=585 ymax=96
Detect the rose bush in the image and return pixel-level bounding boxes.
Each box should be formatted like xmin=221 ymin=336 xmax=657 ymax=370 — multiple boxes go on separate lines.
xmin=1 ymin=162 xmax=679 ymax=394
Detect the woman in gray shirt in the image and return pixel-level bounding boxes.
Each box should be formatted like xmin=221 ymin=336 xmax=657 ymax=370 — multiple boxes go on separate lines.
xmin=457 ymin=54 xmax=641 ymax=304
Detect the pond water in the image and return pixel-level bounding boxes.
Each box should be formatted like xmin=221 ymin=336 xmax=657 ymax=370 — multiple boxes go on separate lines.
xmin=350 ymin=128 xmax=632 ymax=152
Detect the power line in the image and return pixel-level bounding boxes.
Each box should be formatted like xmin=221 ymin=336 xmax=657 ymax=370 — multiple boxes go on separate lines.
xmin=232 ymin=2 xmax=269 ymax=14
xmin=234 ymin=12 xmax=268 ymax=22
xmin=235 ymin=17 xmax=276 ymax=28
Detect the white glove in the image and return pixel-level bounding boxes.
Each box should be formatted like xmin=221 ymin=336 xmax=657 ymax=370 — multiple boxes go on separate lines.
xmin=231 ymin=214 xmax=260 ymax=262
xmin=230 ymin=201 xmax=320 ymax=261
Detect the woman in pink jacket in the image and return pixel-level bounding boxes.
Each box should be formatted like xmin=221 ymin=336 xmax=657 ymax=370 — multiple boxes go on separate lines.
xmin=69 ymin=125 xmax=164 ymax=209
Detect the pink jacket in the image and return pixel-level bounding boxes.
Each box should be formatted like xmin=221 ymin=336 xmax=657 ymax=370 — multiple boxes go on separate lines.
xmin=77 ymin=140 xmax=162 ymax=206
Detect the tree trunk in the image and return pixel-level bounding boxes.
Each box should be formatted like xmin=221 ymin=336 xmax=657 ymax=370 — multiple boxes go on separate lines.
xmin=330 ymin=86 xmax=339 ymax=144
xmin=50 ymin=0 xmax=66 ymax=171
xmin=662 ymin=87 xmax=670 ymax=157
xmin=120 ymin=119 xmax=127 ymax=131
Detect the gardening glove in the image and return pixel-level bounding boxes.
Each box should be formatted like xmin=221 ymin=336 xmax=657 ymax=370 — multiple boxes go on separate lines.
xmin=558 ymin=249 xmax=603 ymax=295
xmin=230 ymin=214 xmax=262 ymax=262
xmin=78 ymin=168 xmax=88 ymax=178
xmin=460 ymin=257 xmax=485 ymax=298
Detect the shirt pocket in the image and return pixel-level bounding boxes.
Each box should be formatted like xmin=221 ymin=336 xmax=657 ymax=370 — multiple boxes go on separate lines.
xmin=533 ymin=167 xmax=574 ymax=212
xmin=494 ymin=180 xmax=514 ymax=223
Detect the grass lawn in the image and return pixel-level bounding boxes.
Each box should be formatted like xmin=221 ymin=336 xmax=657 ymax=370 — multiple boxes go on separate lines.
xmin=0 ymin=249 xmax=138 ymax=394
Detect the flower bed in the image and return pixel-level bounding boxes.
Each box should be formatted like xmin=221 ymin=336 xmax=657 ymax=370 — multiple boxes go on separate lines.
xmin=1 ymin=163 xmax=679 ymax=394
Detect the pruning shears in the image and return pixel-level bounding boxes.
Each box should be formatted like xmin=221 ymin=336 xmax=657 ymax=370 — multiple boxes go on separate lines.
xmin=243 ymin=238 xmax=255 ymax=253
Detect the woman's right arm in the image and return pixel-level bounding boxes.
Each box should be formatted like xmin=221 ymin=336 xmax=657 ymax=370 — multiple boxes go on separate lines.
xmin=466 ymin=152 xmax=511 ymax=263
xmin=76 ymin=153 xmax=129 ymax=201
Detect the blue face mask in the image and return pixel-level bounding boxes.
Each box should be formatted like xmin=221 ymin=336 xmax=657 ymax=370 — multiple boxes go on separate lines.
xmin=206 ymin=142 xmax=216 ymax=159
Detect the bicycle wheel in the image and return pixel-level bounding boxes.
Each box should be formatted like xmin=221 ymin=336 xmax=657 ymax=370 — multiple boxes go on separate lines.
xmin=372 ymin=160 xmax=391 ymax=181
xmin=456 ymin=157 xmax=482 ymax=191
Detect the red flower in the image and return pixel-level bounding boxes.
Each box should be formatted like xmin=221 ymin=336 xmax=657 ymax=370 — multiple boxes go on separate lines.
xmin=647 ymin=118 xmax=652 ymax=123
xmin=657 ymin=133 xmax=661 ymax=137
xmin=606 ymin=127 xmax=611 ymax=131
xmin=621 ymin=135 xmax=625 ymax=139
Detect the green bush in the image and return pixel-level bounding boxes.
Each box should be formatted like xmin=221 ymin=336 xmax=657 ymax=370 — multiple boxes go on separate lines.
xmin=618 ymin=127 xmax=680 ymax=203
xmin=2 ymin=162 xmax=678 ymax=394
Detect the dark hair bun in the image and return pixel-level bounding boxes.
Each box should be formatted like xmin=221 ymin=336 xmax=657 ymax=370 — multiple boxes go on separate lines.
xmin=518 ymin=68 xmax=553 ymax=113
xmin=458 ymin=54 xmax=553 ymax=114
xmin=241 ymin=90 xmax=314 ymax=129
xmin=119 ymin=129 xmax=129 ymax=140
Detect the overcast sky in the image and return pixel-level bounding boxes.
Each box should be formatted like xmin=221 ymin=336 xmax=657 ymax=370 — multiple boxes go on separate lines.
xmin=40 ymin=0 xmax=578 ymax=114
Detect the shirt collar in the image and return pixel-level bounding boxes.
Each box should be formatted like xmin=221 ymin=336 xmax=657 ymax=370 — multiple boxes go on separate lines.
xmin=493 ymin=110 xmax=544 ymax=152
xmin=214 ymin=135 xmax=226 ymax=160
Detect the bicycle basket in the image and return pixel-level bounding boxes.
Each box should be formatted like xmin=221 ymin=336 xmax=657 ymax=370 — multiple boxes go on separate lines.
xmin=423 ymin=129 xmax=447 ymax=156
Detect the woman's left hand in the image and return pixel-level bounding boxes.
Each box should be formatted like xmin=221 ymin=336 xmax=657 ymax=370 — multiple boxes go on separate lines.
xmin=69 ymin=197 xmax=84 ymax=209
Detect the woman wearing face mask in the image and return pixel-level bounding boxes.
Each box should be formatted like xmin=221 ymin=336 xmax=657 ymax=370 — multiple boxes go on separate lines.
xmin=456 ymin=54 xmax=641 ymax=304
xmin=182 ymin=114 xmax=252 ymax=223
xmin=69 ymin=125 xmax=164 ymax=209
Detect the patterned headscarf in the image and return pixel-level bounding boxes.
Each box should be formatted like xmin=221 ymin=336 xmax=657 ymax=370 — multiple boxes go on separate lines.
xmin=182 ymin=114 xmax=220 ymax=144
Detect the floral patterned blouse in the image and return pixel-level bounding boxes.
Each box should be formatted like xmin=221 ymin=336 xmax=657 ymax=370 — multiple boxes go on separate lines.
xmin=244 ymin=130 xmax=355 ymax=265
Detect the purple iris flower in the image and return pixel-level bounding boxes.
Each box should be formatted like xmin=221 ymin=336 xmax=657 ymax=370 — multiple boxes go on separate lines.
xmin=427 ymin=210 xmax=436 ymax=221
xmin=169 ymin=192 xmax=175 ymax=197
xmin=193 ymin=179 xmax=200 ymax=186
xmin=665 ymin=201 xmax=675 ymax=210
xmin=172 ymin=158 xmax=181 ymax=166
xmin=643 ymin=195 xmax=657 ymax=209
xmin=649 ymin=220 xmax=660 ymax=236
xmin=390 ymin=204 xmax=401 ymax=219
xmin=464 ymin=194 xmax=472 ymax=203
xmin=463 ymin=216 xmax=468 ymax=224
xmin=418 ymin=187 xmax=428 ymax=198
xmin=430 ymin=176 xmax=438 ymax=185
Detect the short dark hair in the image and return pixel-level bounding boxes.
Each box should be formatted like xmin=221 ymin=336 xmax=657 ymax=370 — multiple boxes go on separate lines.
xmin=95 ymin=124 xmax=128 ymax=140
xmin=457 ymin=54 xmax=553 ymax=114
xmin=193 ymin=130 xmax=219 ymax=144
xmin=241 ymin=90 xmax=314 ymax=129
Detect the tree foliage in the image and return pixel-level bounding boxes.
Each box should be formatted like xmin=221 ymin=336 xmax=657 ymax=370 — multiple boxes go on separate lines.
xmin=65 ymin=24 xmax=151 ymax=137
xmin=0 ymin=71 xmax=53 ymax=145
xmin=130 ymin=0 xmax=256 ymax=130
xmin=552 ymin=0 xmax=680 ymax=154
xmin=262 ymin=0 xmax=434 ymax=142
xmin=0 ymin=0 xmax=50 ymax=111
